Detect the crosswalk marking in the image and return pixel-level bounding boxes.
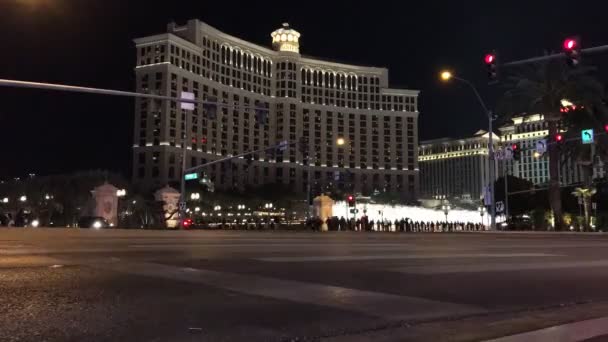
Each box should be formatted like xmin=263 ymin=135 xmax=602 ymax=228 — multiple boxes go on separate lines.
xmin=257 ymin=253 xmax=560 ymax=263
xmin=484 ymin=316 xmax=608 ymax=342
xmin=90 ymin=260 xmax=484 ymax=320
xmin=393 ymin=259 xmax=608 ymax=274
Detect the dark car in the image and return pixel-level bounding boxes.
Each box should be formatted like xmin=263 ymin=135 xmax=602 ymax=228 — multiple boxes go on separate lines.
xmin=501 ymin=216 xmax=534 ymax=231
xmin=77 ymin=216 xmax=110 ymax=229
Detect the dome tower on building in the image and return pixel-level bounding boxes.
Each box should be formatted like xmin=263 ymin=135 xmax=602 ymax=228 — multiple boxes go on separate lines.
xmin=270 ymin=23 xmax=301 ymax=53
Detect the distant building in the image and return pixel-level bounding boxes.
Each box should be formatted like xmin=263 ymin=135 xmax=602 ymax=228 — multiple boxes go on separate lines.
xmin=132 ymin=19 xmax=420 ymax=200
xmin=499 ymin=113 xmax=584 ymax=186
xmin=418 ymin=130 xmax=499 ymax=201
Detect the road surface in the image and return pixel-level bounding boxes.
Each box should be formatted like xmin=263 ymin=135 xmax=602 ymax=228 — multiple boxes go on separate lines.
xmin=2 ymin=228 xmax=608 ymax=341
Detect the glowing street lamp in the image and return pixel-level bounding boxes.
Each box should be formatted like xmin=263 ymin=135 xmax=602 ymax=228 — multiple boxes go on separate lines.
xmin=19 ymin=195 xmax=27 ymax=202
xmin=336 ymin=137 xmax=346 ymax=146
xmin=2 ymin=197 xmax=8 ymax=204
xmin=116 ymin=189 xmax=127 ymax=197
xmin=190 ymin=192 xmax=201 ymax=200
xmin=440 ymin=71 xmax=453 ymax=81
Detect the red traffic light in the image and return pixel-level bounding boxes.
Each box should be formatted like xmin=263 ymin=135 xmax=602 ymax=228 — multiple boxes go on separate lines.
xmin=564 ymin=38 xmax=578 ymax=50
xmin=347 ymin=195 xmax=354 ymax=202
xmin=484 ymin=54 xmax=495 ymax=64
xmin=555 ymin=134 xmax=564 ymax=142
xmin=511 ymin=144 xmax=518 ymax=150
xmin=604 ymin=124 xmax=608 ymax=133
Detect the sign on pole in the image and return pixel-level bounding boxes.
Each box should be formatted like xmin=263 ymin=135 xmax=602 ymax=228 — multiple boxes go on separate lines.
xmin=536 ymin=139 xmax=547 ymax=154
xmin=496 ymin=201 xmax=504 ymax=214
xmin=582 ymin=129 xmax=594 ymax=144
xmin=181 ymin=91 xmax=195 ymax=111
xmin=178 ymin=202 xmax=187 ymax=211
xmin=184 ymin=172 xmax=199 ymax=181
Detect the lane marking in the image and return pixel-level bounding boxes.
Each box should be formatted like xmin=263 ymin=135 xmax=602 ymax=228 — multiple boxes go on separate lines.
xmin=257 ymin=253 xmax=561 ymax=263
xmin=484 ymin=316 xmax=608 ymax=342
xmin=91 ymin=261 xmax=484 ymax=321
xmin=392 ymin=259 xmax=608 ymax=274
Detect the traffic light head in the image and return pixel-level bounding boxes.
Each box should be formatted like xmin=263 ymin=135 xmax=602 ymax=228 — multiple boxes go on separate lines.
xmin=347 ymin=195 xmax=355 ymax=207
xmin=484 ymin=51 xmax=498 ymax=82
xmin=555 ymin=133 xmax=564 ymax=143
xmin=563 ymin=37 xmax=581 ymax=67
xmin=564 ymin=38 xmax=578 ymax=51
xmin=512 ymin=143 xmax=521 ymax=161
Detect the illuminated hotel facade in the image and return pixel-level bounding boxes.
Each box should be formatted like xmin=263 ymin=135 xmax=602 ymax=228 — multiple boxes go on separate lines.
xmin=132 ymin=19 xmax=420 ymax=200
xmin=419 ymin=130 xmax=499 ymax=200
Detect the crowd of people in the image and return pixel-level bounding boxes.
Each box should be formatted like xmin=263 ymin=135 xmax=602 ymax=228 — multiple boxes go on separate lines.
xmin=306 ymin=216 xmax=487 ymax=232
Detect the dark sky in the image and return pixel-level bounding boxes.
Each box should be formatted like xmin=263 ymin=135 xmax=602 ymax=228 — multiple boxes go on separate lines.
xmin=1 ymin=0 xmax=607 ymax=180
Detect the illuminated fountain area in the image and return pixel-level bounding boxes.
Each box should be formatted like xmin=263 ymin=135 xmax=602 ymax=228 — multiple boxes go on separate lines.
xmin=332 ymin=201 xmax=491 ymax=224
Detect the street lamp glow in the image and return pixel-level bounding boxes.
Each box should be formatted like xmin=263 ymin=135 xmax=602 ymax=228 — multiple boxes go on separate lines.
xmin=116 ymin=189 xmax=127 ymax=197
xmin=2 ymin=197 xmax=8 ymax=204
xmin=190 ymin=192 xmax=200 ymax=200
xmin=336 ymin=137 xmax=346 ymax=146
xmin=19 ymin=195 xmax=27 ymax=202
xmin=440 ymin=71 xmax=452 ymax=81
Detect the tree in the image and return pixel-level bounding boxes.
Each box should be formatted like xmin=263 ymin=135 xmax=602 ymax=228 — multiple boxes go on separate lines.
xmin=571 ymin=187 xmax=597 ymax=231
xmin=498 ymin=59 xmax=607 ymax=230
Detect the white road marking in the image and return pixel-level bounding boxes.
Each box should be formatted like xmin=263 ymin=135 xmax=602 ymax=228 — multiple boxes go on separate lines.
xmin=257 ymin=253 xmax=561 ymax=262
xmin=91 ymin=261 xmax=484 ymax=320
xmin=393 ymin=259 xmax=608 ymax=274
xmin=484 ymin=316 xmax=608 ymax=342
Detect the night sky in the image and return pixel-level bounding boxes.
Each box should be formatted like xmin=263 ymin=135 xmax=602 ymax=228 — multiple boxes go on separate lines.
xmin=1 ymin=0 xmax=607 ymax=180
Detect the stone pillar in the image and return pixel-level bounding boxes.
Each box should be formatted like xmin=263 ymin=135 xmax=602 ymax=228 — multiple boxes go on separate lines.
xmin=313 ymin=195 xmax=334 ymax=231
xmin=91 ymin=182 xmax=119 ymax=226
xmin=154 ymin=186 xmax=181 ymax=228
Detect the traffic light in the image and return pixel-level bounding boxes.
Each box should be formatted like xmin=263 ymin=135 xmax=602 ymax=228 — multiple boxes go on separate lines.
xmin=563 ymin=37 xmax=581 ymax=67
xmin=298 ymin=136 xmax=309 ymax=154
xmin=203 ymin=96 xmax=218 ymax=119
xmin=347 ymin=195 xmax=355 ymax=207
xmin=254 ymin=100 xmax=268 ymax=125
xmin=511 ymin=143 xmax=521 ymax=161
xmin=484 ymin=51 xmax=498 ymax=82
xmin=604 ymin=124 xmax=608 ymax=133
xmin=554 ymin=133 xmax=564 ymax=143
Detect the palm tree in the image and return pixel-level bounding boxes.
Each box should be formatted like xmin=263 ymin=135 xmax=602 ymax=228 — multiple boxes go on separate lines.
xmin=571 ymin=187 xmax=597 ymax=230
xmin=498 ymin=59 xmax=606 ymax=230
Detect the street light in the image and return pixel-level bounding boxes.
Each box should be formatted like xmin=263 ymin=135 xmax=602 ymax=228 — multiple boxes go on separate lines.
xmin=442 ymin=203 xmax=451 ymax=223
xmin=214 ymin=205 xmax=221 ymax=211
xmin=19 ymin=195 xmax=27 ymax=202
xmin=336 ymin=137 xmax=346 ymax=146
xmin=440 ymin=71 xmax=452 ymax=81
xmin=190 ymin=192 xmax=200 ymax=200
xmin=440 ymin=70 xmax=496 ymax=230
xmin=2 ymin=197 xmax=8 ymax=204
xmin=116 ymin=189 xmax=127 ymax=197
xmin=264 ymin=203 xmax=273 ymax=209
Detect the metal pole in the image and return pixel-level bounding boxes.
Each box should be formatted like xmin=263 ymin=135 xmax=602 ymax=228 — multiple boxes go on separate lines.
xmin=453 ymin=76 xmax=496 ymax=230
xmin=504 ymin=159 xmax=509 ymax=220
xmin=488 ymin=113 xmax=496 ymax=230
xmin=502 ymin=45 xmax=608 ymax=67
xmin=179 ymin=116 xmax=188 ymax=228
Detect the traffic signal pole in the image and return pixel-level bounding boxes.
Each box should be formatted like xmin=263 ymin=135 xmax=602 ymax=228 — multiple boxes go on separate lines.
xmin=451 ymin=76 xmax=497 ymax=230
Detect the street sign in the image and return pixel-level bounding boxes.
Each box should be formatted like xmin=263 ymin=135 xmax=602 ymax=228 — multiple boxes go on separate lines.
xmin=582 ymin=129 xmax=594 ymax=144
xmin=496 ymin=201 xmax=505 ymax=214
xmin=181 ymin=91 xmax=195 ymax=111
xmin=536 ymin=139 xmax=547 ymax=154
xmin=184 ymin=172 xmax=199 ymax=181
xmin=178 ymin=202 xmax=186 ymax=211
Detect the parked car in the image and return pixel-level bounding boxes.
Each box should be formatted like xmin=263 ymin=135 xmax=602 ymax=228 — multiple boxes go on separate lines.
xmin=78 ymin=216 xmax=110 ymax=229
xmin=501 ymin=216 xmax=534 ymax=230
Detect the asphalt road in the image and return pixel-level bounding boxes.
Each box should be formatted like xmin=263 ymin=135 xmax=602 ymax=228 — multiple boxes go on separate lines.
xmin=3 ymin=229 xmax=608 ymax=341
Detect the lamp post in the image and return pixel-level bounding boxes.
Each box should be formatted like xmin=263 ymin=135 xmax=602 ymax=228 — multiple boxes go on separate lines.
xmin=307 ymin=138 xmax=348 ymax=218
xmin=442 ymin=203 xmax=451 ymax=223
xmin=440 ymin=71 xmax=496 ymax=230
